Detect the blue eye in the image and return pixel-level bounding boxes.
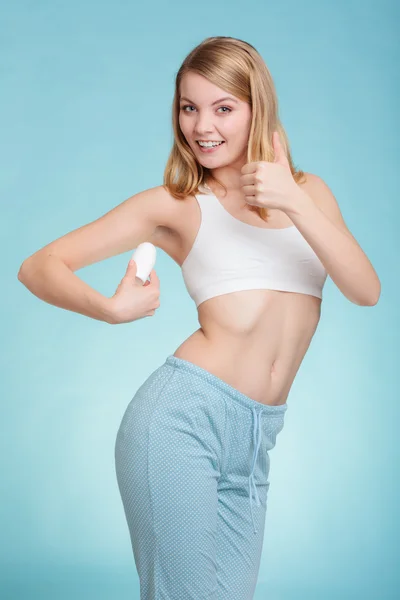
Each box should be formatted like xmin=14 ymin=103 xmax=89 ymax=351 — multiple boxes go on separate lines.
xmin=181 ymin=105 xmax=231 ymax=113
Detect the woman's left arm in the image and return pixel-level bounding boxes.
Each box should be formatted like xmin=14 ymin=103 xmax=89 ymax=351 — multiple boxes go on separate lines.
xmin=286 ymin=173 xmax=381 ymax=306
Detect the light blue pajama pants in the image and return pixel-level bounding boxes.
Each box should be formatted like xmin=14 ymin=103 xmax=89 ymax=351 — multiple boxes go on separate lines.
xmin=115 ymin=355 xmax=288 ymax=600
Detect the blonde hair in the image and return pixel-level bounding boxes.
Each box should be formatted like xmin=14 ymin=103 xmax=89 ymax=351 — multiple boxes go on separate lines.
xmin=163 ymin=36 xmax=306 ymax=222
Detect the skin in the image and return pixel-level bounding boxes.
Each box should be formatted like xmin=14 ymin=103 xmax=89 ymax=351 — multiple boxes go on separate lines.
xmin=153 ymin=72 xmax=324 ymax=407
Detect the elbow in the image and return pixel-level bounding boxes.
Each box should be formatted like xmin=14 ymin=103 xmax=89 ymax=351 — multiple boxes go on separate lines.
xmin=17 ymin=262 xmax=28 ymax=282
xmin=360 ymin=297 xmax=379 ymax=307
xmin=18 ymin=256 xmax=37 ymax=283
xmin=366 ymin=291 xmax=381 ymax=307
xmin=360 ymin=280 xmax=381 ymax=307
xmin=369 ymin=278 xmax=382 ymax=306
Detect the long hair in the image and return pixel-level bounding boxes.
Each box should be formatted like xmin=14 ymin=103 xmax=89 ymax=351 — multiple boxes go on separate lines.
xmin=163 ymin=36 xmax=306 ymax=222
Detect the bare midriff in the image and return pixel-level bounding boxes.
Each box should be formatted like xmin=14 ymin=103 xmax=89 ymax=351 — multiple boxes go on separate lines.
xmin=173 ymin=291 xmax=321 ymax=406
xmin=153 ymin=184 xmax=323 ymax=407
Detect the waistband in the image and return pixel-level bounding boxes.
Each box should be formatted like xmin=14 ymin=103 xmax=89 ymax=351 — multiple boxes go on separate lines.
xmin=165 ymin=355 xmax=288 ymax=415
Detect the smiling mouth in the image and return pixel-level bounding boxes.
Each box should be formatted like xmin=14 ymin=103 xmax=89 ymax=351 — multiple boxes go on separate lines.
xmin=196 ymin=141 xmax=226 ymax=149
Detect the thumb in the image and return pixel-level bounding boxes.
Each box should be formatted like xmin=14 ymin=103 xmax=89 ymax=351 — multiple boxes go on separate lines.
xmin=127 ymin=258 xmax=137 ymax=275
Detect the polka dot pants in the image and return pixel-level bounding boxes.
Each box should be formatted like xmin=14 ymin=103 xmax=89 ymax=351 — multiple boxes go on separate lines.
xmin=115 ymin=355 xmax=288 ymax=600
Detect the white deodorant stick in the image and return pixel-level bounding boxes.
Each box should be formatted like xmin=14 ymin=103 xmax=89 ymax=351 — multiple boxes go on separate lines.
xmin=131 ymin=242 xmax=157 ymax=284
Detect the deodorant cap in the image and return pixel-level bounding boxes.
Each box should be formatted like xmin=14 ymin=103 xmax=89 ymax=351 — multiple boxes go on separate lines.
xmin=131 ymin=242 xmax=157 ymax=283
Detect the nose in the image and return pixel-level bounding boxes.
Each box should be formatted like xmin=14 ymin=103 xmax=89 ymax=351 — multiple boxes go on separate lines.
xmin=194 ymin=117 xmax=218 ymax=138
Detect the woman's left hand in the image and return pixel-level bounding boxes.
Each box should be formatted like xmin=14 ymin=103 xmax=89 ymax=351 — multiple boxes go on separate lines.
xmin=240 ymin=131 xmax=301 ymax=212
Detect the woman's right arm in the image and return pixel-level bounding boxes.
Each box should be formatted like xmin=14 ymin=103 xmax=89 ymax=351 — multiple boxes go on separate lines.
xmin=17 ymin=185 xmax=170 ymax=324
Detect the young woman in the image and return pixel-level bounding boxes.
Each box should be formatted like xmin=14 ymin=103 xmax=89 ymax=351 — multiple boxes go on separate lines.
xmin=18 ymin=37 xmax=380 ymax=600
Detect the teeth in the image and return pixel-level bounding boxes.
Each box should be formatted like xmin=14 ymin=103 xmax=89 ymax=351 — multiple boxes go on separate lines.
xmin=198 ymin=141 xmax=223 ymax=147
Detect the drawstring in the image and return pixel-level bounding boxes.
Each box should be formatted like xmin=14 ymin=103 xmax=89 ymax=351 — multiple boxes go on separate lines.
xmin=248 ymin=407 xmax=264 ymax=534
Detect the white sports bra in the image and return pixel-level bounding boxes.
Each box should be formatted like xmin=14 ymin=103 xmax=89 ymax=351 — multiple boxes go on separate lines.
xmin=181 ymin=186 xmax=328 ymax=308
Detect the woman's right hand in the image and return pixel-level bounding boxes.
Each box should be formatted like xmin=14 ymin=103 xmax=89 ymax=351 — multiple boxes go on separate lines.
xmin=108 ymin=259 xmax=161 ymax=324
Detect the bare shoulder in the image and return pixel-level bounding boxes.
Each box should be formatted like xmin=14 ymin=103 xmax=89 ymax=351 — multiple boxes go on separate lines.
xmin=300 ymin=172 xmax=338 ymax=213
xmin=148 ymin=184 xmax=194 ymax=242
xmin=298 ymin=172 xmax=325 ymax=203
xmin=299 ymin=172 xmax=352 ymax=236
xmin=128 ymin=184 xmax=180 ymax=229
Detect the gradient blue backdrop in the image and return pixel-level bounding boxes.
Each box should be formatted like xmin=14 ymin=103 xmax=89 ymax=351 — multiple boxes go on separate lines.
xmin=2 ymin=1 xmax=398 ymax=598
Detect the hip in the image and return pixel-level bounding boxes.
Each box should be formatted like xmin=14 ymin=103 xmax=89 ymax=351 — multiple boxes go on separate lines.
xmin=115 ymin=354 xmax=288 ymax=479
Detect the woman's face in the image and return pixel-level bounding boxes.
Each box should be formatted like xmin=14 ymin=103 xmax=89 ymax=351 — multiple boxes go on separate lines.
xmin=178 ymin=72 xmax=252 ymax=169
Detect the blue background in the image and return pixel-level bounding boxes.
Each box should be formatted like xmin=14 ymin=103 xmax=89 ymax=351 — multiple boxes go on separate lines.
xmin=2 ymin=0 xmax=398 ymax=598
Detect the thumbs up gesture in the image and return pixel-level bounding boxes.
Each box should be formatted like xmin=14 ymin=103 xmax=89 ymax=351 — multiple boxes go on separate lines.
xmin=240 ymin=131 xmax=301 ymax=212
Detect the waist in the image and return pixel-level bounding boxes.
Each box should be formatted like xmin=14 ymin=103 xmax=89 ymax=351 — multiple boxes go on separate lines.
xmin=172 ymin=329 xmax=292 ymax=406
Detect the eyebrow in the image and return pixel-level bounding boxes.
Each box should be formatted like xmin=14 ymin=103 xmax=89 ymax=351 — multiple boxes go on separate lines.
xmin=179 ymin=96 xmax=239 ymax=106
